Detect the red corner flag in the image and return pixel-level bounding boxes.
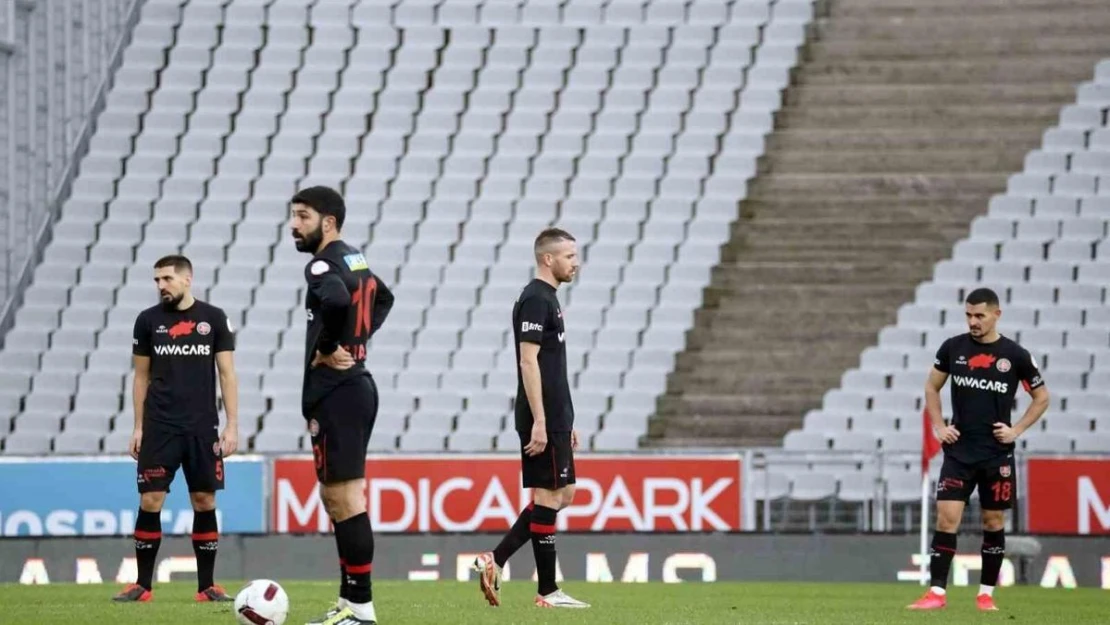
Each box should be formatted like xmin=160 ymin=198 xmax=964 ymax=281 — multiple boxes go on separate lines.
xmin=922 ymin=408 xmax=942 ymax=474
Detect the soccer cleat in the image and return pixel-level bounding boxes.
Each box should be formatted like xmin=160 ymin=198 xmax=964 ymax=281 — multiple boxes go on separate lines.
xmin=472 ymin=551 xmax=503 ymax=607
xmin=111 ymin=584 xmax=152 ymax=602
xmin=195 ymin=585 xmax=233 ymax=602
xmin=305 ymin=601 xmax=345 ymax=625
xmin=977 ymin=594 xmax=999 ymax=611
xmin=534 ymin=589 xmax=590 ymax=609
xmin=906 ymin=589 xmax=947 ymax=610
xmin=316 ymin=606 xmax=376 ymax=625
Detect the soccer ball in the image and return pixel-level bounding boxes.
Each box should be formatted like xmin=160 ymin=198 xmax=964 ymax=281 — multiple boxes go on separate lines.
xmin=234 ymin=579 xmax=289 ymax=625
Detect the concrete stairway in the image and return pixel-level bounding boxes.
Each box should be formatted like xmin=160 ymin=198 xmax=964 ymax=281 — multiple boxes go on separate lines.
xmin=649 ymin=0 xmax=1110 ymax=447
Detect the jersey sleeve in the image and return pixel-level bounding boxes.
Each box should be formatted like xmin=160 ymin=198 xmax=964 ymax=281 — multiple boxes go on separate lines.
xmin=1016 ymin=348 xmax=1045 ymax=391
xmin=933 ymin=338 xmax=952 ymax=373
xmin=213 ymin=308 xmax=236 ymax=353
xmin=517 ymin=295 xmax=549 ymax=345
xmin=132 ymin=312 xmax=152 ymax=357
xmin=369 ymin=273 xmax=394 ymax=337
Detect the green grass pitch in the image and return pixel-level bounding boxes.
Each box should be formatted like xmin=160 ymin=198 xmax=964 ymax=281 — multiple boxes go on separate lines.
xmin=1 ymin=580 xmax=1105 ymax=624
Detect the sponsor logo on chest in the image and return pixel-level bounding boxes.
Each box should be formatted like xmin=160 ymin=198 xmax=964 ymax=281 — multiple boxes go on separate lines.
xmin=154 ymin=343 xmax=212 ymax=356
xmin=951 ymin=375 xmax=1009 ymax=394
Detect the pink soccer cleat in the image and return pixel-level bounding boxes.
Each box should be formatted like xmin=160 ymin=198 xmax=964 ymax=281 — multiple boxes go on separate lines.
xmin=907 ymin=589 xmax=947 ymax=610
xmin=977 ymin=594 xmax=999 ymax=611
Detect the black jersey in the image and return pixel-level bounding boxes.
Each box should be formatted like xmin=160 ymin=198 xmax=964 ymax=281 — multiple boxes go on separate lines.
xmin=934 ymin=333 xmax=1045 ymax=463
xmin=513 ymin=279 xmax=574 ymax=433
xmin=302 ymin=240 xmax=394 ymax=415
xmin=132 ymin=300 xmax=235 ymax=433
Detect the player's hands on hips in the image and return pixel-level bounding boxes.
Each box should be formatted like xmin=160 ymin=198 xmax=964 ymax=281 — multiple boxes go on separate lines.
xmin=128 ymin=429 xmax=142 ymax=460
xmin=524 ymin=422 xmax=548 ymax=456
xmin=220 ymin=427 xmax=239 ymax=457
xmin=992 ymin=422 xmax=1018 ymax=444
xmin=571 ymin=429 xmax=580 ymax=451
xmin=936 ymin=424 xmax=960 ymax=444
xmin=312 ymin=346 xmax=355 ymax=370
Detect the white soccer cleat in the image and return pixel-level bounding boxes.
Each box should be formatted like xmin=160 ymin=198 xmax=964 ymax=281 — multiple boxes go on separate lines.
xmin=535 ymin=589 xmax=590 ymax=609
xmin=472 ymin=552 xmax=502 ymax=607
xmin=305 ymin=601 xmax=345 ymax=625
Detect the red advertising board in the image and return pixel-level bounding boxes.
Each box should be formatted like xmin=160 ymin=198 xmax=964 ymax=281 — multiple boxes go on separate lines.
xmin=1027 ymin=457 xmax=1110 ymax=535
xmin=272 ymin=455 xmax=742 ymax=534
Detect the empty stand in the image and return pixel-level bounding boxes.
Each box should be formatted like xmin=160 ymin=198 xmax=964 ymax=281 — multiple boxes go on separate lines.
xmin=1 ymin=0 xmax=138 ymax=305
xmin=653 ymin=0 xmax=1110 ymax=450
xmin=788 ymin=53 xmax=1110 ymax=459
xmin=1 ymin=0 xmax=812 ymax=455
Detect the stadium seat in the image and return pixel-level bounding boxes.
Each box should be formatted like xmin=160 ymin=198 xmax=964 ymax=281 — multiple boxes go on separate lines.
xmin=0 ymin=0 xmax=816 ymax=457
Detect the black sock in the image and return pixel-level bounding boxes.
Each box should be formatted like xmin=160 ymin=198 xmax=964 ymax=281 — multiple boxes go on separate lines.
xmin=530 ymin=505 xmax=559 ymax=596
xmin=493 ymin=502 xmax=533 ymax=568
xmin=192 ymin=509 xmax=219 ymax=592
xmin=333 ymin=524 xmax=349 ymax=601
xmin=134 ymin=509 xmax=162 ymax=591
xmin=336 ymin=512 xmax=374 ymax=604
xmin=929 ymin=531 xmax=958 ymax=589
xmin=980 ymin=529 xmax=1005 ymax=587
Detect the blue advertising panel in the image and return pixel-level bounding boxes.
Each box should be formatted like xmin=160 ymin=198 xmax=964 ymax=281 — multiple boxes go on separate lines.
xmin=0 ymin=456 xmax=266 ymax=536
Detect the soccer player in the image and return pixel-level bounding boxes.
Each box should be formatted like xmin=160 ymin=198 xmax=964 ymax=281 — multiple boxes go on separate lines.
xmin=473 ymin=228 xmax=590 ymax=609
xmin=908 ymin=287 xmax=1049 ymax=612
xmin=289 ymin=186 xmax=394 ymax=625
xmin=113 ymin=255 xmax=238 ymax=603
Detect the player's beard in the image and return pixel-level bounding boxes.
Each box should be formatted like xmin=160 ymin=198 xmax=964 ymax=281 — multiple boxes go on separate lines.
xmin=160 ymin=291 xmax=184 ymax=311
xmin=293 ymin=223 xmax=324 ymax=253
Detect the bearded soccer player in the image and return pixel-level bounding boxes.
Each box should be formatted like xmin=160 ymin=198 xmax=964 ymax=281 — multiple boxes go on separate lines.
xmin=473 ymin=228 xmax=589 ymax=610
xmin=113 ymin=255 xmax=238 ymax=603
xmin=909 ymin=288 xmax=1050 ymax=612
xmin=290 ymin=186 xmax=395 ymax=625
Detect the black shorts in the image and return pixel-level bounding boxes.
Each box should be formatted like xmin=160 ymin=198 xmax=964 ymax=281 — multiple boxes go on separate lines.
xmin=936 ymin=454 xmax=1017 ymax=510
xmin=517 ymin=431 xmax=576 ymax=490
xmin=137 ymin=425 xmax=224 ymax=494
xmin=308 ymin=376 xmax=377 ymax=484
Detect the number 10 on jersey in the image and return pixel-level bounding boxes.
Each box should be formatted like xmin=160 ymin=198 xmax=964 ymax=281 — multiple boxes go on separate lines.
xmin=347 ymin=278 xmax=375 ymax=360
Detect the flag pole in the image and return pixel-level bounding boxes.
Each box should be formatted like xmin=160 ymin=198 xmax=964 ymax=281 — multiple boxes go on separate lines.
xmin=919 ymin=471 xmax=929 ymax=586
xmin=920 ymin=406 xmax=940 ymax=588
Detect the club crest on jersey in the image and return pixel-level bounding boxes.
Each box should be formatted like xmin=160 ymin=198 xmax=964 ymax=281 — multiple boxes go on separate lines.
xmin=343 ymin=253 xmax=369 ymax=271
xmin=999 ymin=465 xmax=1011 ymax=478
xmin=310 ymin=260 xmax=329 ymax=275
xmin=996 ymin=358 xmax=1011 ymax=373
xmin=308 ymin=419 xmax=320 ymax=436
xmin=197 ymin=321 xmax=211 ymax=336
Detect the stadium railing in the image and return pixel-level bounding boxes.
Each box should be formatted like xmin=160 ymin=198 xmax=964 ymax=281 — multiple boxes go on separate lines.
xmin=0 ymin=0 xmax=141 ymax=338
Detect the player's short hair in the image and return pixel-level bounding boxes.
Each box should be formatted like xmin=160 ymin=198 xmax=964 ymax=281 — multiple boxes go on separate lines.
xmin=291 ymin=186 xmax=346 ymax=230
xmin=534 ymin=228 xmax=576 ymax=254
xmin=966 ymin=287 xmax=1000 ymax=308
xmin=153 ymin=255 xmax=193 ymax=275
